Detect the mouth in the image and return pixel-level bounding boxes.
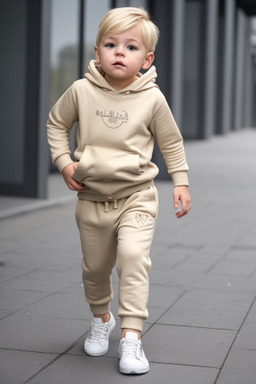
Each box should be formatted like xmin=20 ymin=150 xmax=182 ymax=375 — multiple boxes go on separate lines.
xmin=113 ymin=61 xmax=125 ymax=67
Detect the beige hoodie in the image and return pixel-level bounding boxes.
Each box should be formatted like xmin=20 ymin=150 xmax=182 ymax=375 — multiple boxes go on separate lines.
xmin=47 ymin=60 xmax=189 ymax=201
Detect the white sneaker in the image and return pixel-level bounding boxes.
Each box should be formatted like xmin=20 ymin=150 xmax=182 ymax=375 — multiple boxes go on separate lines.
xmin=118 ymin=332 xmax=150 ymax=375
xmin=84 ymin=312 xmax=116 ymax=356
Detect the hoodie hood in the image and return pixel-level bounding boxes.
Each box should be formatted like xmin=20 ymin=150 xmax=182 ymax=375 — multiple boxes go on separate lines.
xmin=85 ymin=59 xmax=158 ymax=94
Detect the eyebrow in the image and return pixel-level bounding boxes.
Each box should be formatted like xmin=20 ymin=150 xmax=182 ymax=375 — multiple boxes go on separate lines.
xmin=102 ymin=36 xmax=141 ymax=45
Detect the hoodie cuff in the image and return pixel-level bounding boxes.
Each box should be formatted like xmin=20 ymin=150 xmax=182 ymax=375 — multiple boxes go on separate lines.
xmin=171 ymin=171 xmax=189 ymax=187
xmin=54 ymin=154 xmax=74 ymax=173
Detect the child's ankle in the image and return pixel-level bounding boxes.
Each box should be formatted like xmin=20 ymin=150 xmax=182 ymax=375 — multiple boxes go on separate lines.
xmin=93 ymin=313 xmax=110 ymax=323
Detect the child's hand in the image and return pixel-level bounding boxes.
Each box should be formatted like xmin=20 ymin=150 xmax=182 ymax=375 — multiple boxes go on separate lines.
xmin=62 ymin=162 xmax=86 ymax=192
xmin=173 ymin=186 xmax=191 ymax=218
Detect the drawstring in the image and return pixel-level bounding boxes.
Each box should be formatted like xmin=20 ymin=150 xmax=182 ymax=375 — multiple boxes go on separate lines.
xmin=104 ymin=200 xmax=118 ymax=212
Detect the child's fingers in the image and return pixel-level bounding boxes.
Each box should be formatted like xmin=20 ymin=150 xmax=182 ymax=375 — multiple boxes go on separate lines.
xmin=176 ymin=197 xmax=191 ymax=218
xmin=173 ymin=191 xmax=180 ymax=209
xmin=66 ymin=177 xmax=85 ymax=192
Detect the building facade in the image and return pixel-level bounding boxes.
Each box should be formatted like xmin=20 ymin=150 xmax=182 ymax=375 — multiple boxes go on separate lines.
xmin=0 ymin=0 xmax=255 ymax=197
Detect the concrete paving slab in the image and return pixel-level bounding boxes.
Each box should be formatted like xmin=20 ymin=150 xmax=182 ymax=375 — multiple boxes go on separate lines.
xmin=216 ymin=349 xmax=256 ymax=384
xmin=233 ymin=322 xmax=256 ymax=352
xmin=59 ymin=280 xmax=84 ymax=293
xmin=216 ymin=299 xmax=256 ymax=383
xmin=141 ymin=363 xmax=219 ymax=384
xmin=26 ymin=355 xmax=119 ymax=384
xmin=235 ymin=225 xmax=256 ymax=249
xmin=151 ymin=243 xmax=193 ymax=262
xmin=196 ymin=243 xmax=231 ymax=255
xmin=0 ymin=288 xmax=50 ymax=319
xmin=170 ymin=255 xmax=222 ymax=274
xmin=143 ymin=324 xmax=236 ymax=368
xmin=158 ymin=288 xmax=255 ymax=330
xmin=229 ymin=298 xmax=256 ymax=350
xmin=225 ymin=248 xmax=256 ymax=264
xmin=21 ymin=291 xmax=89 ymax=321
xmin=208 ymin=260 xmax=256 ymax=278
xmin=25 ymin=353 xmax=219 ymax=384
xmin=0 ymin=263 xmax=36 ymax=283
xmin=244 ymin=298 xmax=256 ymax=323
xmin=0 ymin=268 xmax=80 ymax=293
xmin=146 ymin=285 xmax=186 ymax=324
xmin=35 ymin=253 xmax=82 ymax=272
xmin=0 ymin=312 xmax=89 ymax=354
xmin=159 ymin=270 xmax=256 ymax=293
xmin=0 ymin=245 xmax=81 ymax=275
xmin=0 ymin=349 xmax=58 ymax=384
xmin=221 ymin=324 xmax=256 ymax=383
xmin=0 ymin=202 xmax=78 ymax=250
xmin=0 ymin=248 xmax=82 ymax=273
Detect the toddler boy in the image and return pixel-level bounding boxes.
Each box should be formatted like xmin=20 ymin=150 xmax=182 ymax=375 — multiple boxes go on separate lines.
xmin=47 ymin=7 xmax=191 ymax=375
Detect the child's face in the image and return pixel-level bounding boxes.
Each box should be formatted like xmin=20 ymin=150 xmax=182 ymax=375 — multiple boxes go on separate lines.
xmin=94 ymin=24 xmax=154 ymax=90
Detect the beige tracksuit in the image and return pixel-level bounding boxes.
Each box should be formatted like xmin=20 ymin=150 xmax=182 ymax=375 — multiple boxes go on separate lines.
xmin=47 ymin=60 xmax=189 ymax=331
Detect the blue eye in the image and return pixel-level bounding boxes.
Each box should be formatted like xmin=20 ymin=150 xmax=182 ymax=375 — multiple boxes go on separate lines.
xmin=105 ymin=43 xmax=115 ymax=48
xmin=128 ymin=45 xmax=136 ymax=51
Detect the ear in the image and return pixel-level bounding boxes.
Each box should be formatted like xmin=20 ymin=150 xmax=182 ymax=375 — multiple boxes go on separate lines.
xmin=142 ymin=52 xmax=154 ymax=70
xmin=94 ymin=46 xmax=100 ymax=64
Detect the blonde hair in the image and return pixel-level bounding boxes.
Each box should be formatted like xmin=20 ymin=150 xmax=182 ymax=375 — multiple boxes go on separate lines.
xmin=96 ymin=7 xmax=159 ymax=53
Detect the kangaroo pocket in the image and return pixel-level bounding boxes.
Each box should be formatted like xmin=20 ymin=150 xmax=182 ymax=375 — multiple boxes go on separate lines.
xmin=72 ymin=145 xmax=140 ymax=195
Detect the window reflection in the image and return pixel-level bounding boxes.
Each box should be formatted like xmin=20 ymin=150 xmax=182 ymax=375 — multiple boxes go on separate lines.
xmin=84 ymin=0 xmax=110 ymax=69
xmin=49 ymin=0 xmax=79 ymax=108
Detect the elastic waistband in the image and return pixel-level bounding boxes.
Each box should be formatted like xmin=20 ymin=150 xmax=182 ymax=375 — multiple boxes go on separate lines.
xmin=77 ymin=180 xmax=154 ymax=202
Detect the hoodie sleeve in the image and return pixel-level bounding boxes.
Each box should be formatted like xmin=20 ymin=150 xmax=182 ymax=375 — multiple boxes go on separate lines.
xmin=149 ymin=96 xmax=189 ymax=186
xmin=47 ymin=85 xmax=78 ymax=173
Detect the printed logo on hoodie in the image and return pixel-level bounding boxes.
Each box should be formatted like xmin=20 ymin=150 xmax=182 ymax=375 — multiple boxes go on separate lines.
xmin=96 ymin=109 xmax=129 ymax=129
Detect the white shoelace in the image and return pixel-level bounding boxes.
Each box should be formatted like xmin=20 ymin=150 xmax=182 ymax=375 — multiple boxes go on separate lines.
xmin=89 ymin=322 xmax=109 ymax=342
xmin=122 ymin=339 xmax=143 ymax=360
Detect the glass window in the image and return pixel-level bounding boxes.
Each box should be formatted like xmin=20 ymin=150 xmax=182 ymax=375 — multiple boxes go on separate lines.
xmin=0 ymin=0 xmax=26 ymax=183
xmin=114 ymin=0 xmax=146 ymax=7
xmin=183 ymin=0 xmax=204 ymax=139
xmin=49 ymin=0 xmax=80 ymax=108
xmin=48 ymin=0 xmax=80 ymax=169
xmin=84 ymin=0 xmax=111 ymax=69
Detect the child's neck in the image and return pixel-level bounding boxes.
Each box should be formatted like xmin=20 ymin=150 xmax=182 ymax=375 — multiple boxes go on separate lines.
xmin=104 ymin=74 xmax=137 ymax=91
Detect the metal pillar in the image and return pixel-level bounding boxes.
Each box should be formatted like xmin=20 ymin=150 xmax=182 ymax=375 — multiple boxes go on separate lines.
xmin=78 ymin=0 xmax=85 ymax=79
xmin=244 ymin=19 xmax=254 ymax=128
xmin=0 ymin=0 xmax=51 ymax=198
xmin=200 ymin=0 xmax=218 ymax=139
xmin=220 ymin=0 xmax=236 ymax=134
xmin=169 ymin=0 xmax=185 ymax=129
xmin=234 ymin=8 xmax=246 ymax=131
xmin=149 ymin=0 xmax=173 ymax=179
xmin=183 ymin=0 xmax=204 ymax=139
xmin=149 ymin=0 xmax=171 ymax=102
xmin=37 ymin=0 xmax=51 ymax=198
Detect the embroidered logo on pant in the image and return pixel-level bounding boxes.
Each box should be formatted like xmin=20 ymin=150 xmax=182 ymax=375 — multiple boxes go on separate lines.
xmin=135 ymin=214 xmax=148 ymax=227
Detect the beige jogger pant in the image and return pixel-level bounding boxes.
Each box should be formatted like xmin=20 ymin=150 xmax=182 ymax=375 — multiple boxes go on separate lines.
xmin=75 ymin=185 xmax=158 ymax=331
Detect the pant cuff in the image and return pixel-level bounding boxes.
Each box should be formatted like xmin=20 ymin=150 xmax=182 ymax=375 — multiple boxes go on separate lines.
xmin=120 ymin=316 xmax=144 ymax=332
xmin=90 ymin=303 xmax=110 ymax=315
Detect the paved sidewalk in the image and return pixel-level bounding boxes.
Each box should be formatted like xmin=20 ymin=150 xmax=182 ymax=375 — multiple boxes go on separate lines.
xmin=1 ymin=129 xmax=256 ymax=384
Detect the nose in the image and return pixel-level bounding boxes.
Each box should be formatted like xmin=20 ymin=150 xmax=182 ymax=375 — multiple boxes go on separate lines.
xmin=115 ymin=45 xmax=125 ymax=56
